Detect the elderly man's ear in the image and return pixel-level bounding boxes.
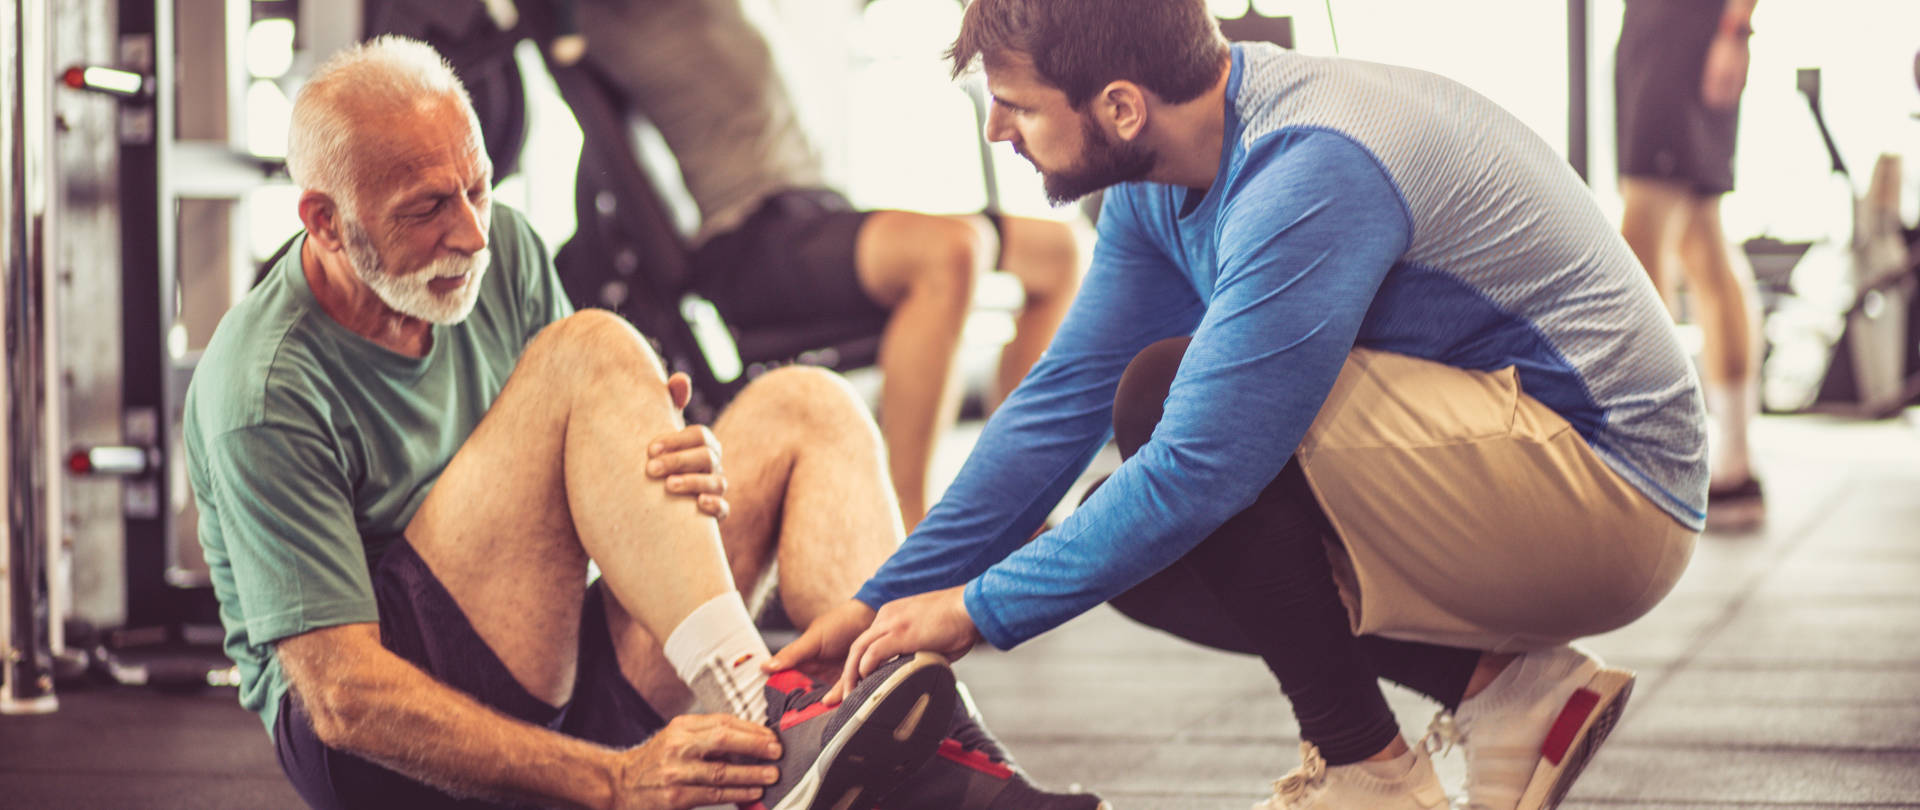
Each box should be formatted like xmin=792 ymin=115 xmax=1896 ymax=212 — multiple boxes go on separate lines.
xmin=298 ymin=190 xmax=348 ymax=253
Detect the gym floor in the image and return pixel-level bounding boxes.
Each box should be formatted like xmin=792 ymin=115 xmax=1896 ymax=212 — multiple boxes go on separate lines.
xmin=3 ymin=410 xmax=1918 ymax=809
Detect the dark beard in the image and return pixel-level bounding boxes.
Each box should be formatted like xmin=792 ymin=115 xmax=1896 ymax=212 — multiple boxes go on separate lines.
xmin=1038 ymin=115 xmax=1156 ymax=205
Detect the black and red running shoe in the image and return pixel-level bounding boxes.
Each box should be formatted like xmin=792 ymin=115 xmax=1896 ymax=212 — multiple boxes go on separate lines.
xmin=743 ymin=653 xmax=955 ymax=810
xmin=878 ymin=686 xmax=1111 ymax=810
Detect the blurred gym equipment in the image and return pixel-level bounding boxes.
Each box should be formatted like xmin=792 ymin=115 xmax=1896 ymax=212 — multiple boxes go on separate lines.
xmin=1758 ymin=68 xmax=1919 ymax=418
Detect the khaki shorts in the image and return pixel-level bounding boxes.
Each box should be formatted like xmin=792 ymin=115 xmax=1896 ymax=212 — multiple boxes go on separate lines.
xmin=1297 ymin=348 xmax=1697 ymax=652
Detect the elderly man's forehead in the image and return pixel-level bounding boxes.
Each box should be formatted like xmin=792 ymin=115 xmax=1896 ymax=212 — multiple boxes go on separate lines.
xmin=351 ymin=95 xmax=480 ymax=155
xmin=342 ymin=107 xmax=486 ymax=201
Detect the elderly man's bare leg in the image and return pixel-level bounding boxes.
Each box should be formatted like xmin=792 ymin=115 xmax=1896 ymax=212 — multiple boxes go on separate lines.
xmin=402 ymin=309 xmax=751 ymax=712
xmin=711 ymin=366 xmax=903 ymax=625
xmin=599 ymin=365 xmax=905 ymax=715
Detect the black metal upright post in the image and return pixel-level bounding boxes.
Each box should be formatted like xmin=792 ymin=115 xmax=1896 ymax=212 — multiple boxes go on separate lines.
xmin=119 ymin=0 xmax=171 ymax=628
xmin=1567 ymin=0 xmax=1589 ymax=182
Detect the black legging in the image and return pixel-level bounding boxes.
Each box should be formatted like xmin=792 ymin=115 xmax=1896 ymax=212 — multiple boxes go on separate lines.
xmin=1101 ymin=337 xmax=1481 ymax=764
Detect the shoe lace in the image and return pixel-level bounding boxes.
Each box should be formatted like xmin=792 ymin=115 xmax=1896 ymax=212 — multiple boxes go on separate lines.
xmin=1270 ymin=743 xmax=1328 ymax=804
xmin=760 ymin=671 xmax=826 ymax=727
xmin=946 ymin=713 xmax=1004 ymax=760
xmin=1421 ymin=710 xmax=1462 ymax=759
xmin=1426 ymin=710 xmax=1497 ymax=810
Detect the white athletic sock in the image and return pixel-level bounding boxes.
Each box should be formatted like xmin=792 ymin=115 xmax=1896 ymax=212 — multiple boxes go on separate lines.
xmin=661 ymin=593 xmax=771 ymax=722
xmin=1353 ymin=745 xmax=1420 ymax=780
xmin=1704 ymin=380 xmax=1757 ymax=488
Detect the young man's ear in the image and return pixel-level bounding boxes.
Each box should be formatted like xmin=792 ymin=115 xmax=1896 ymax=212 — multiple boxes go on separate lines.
xmin=297 ymin=190 xmax=347 ymax=252
xmin=1098 ymin=80 xmax=1150 ymax=141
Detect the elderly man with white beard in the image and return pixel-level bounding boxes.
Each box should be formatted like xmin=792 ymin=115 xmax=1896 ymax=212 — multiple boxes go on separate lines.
xmin=178 ymin=35 xmax=1025 ymax=810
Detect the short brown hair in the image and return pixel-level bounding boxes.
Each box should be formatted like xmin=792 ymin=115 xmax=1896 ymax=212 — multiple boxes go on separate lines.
xmin=949 ymin=0 xmax=1229 ymax=108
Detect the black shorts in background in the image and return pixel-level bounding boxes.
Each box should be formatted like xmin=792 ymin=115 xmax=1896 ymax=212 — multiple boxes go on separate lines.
xmin=271 ymin=538 xmax=666 ymax=810
xmin=690 ymin=188 xmax=890 ymax=329
xmin=1615 ymin=0 xmax=1741 ymax=194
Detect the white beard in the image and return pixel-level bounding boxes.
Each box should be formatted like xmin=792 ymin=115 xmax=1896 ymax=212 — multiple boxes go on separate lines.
xmin=344 ymin=221 xmax=491 ymax=325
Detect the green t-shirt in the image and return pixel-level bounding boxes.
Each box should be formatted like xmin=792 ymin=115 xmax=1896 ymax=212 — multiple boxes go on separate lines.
xmin=183 ymin=204 xmax=574 ymax=734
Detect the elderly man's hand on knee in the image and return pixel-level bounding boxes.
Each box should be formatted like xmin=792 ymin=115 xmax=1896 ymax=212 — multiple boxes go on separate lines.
xmin=647 ymin=372 xmax=730 ymax=520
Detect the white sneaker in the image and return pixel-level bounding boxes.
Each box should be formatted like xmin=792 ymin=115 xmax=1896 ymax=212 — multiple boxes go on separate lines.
xmin=1253 ymin=742 xmax=1449 ymax=810
xmin=1433 ymin=645 xmax=1635 ymax=810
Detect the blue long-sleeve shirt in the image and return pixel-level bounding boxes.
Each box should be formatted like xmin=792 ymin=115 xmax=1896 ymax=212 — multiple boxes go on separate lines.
xmin=856 ymin=43 xmax=1707 ymax=649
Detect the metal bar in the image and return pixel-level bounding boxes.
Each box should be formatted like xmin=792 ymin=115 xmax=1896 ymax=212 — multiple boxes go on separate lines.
xmin=120 ymin=0 xmax=171 ymax=627
xmin=38 ymin=0 xmax=67 ymax=663
xmin=1567 ymin=0 xmax=1589 ymax=182
xmin=4 ymin=0 xmax=59 ymax=715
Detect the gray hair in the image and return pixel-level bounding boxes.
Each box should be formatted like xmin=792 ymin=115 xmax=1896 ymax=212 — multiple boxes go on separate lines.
xmin=285 ymin=35 xmax=477 ymax=215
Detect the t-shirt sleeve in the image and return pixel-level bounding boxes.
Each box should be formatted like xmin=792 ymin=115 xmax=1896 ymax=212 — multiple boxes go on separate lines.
xmin=853 ymin=186 xmax=1206 ymax=609
xmin=963 ymin=132 xmax=1413 ymax=648
xmin=502 ymin=205 xmax=575 ymax=346
xmin=200 ymin=421 xmax=377 ymax=647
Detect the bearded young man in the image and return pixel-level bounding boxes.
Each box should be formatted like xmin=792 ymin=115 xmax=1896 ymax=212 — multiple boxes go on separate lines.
xmin=184 ymin=35 xmax=1102 ymax=810
xmin=773 ymin=2 xmax=1706 ymax=809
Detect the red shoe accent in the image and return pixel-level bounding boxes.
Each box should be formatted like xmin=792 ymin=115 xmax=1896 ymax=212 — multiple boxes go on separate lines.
xmin=1540 ymin=688 xmax=1601 ymax=765
xmin=733 ymin=652 xmax=758 ymax=668
xmin=738 ymin=802 xmax=767 ymax=810
xmin=934 ymin=737 xmax=1014 ymax=779
xmin=780 ymin=700 xmax=834 ymax=731
xmin=768 ymin=669 xmax=815 ymax=693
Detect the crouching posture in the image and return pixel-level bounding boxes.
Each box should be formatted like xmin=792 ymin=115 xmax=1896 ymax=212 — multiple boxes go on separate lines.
xmin=777 ymin=3 xmax=1705 ymax=809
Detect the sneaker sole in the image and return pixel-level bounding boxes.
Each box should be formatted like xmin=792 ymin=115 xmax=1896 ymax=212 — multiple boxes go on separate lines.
xmin=769 ymin=652 xmax=957 ymax=810
xmin=1515 ymin=667 xmax=1634 ymax=810
xmin=1705 ymin=498 xmax=1766 ymax=533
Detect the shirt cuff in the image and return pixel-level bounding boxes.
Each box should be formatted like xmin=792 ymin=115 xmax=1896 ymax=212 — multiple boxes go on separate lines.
xmin=963 ymin=578 xmax=1019 ymax=650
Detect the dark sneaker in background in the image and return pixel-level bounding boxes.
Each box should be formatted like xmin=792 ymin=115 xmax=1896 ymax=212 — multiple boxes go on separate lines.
xmin=880 ymin=683 xmax=1112 ymax=810
xmin=745 ymin=652 xmax=955 ymax=810
xmin=1705 ymin=477 xmax=1765 ymax=532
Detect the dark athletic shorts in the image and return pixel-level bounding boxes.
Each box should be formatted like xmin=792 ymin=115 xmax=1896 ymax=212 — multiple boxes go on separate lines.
xmin=272 ymin=538 xmax=666 ymax=810
xmin=1614 ymin=0 xmax=1741 ymax=194
xmin=690 ymin=188 xmax=890 ymax=329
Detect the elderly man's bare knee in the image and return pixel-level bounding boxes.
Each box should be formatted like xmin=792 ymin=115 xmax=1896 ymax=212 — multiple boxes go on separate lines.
xmin=726 ymin=366 xmax=876 ymax=438
xmin=522 ymin=310 xmax=670 ymax=394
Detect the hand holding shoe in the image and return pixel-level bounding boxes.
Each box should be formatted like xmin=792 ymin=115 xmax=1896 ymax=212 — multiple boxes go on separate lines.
xmin=835 ymin=585 xmax=981 ymax=705
xmin=609 ymin=714 xmax=779 ymax=810
xmin=765 ymin=598 xmax=877 ymax=686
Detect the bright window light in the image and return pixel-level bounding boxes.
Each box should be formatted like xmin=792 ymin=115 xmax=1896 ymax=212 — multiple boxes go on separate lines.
xmin=1251 ymin=0 xmax=1292 ymax=17
xmin=245 ymin=184 xmax=302 ymax=260
xmin=858 ymin=0 xmax=964 ymax=62
xmin=245 ymin=79 xmax=292 ymax=158
xmin=246 ymin=18 xmax=296 ymax=78
xmin=168 ymin=323 xmax=190 ymax=361
xmin=1210 ymin=0 xmax=1251 ymax=20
